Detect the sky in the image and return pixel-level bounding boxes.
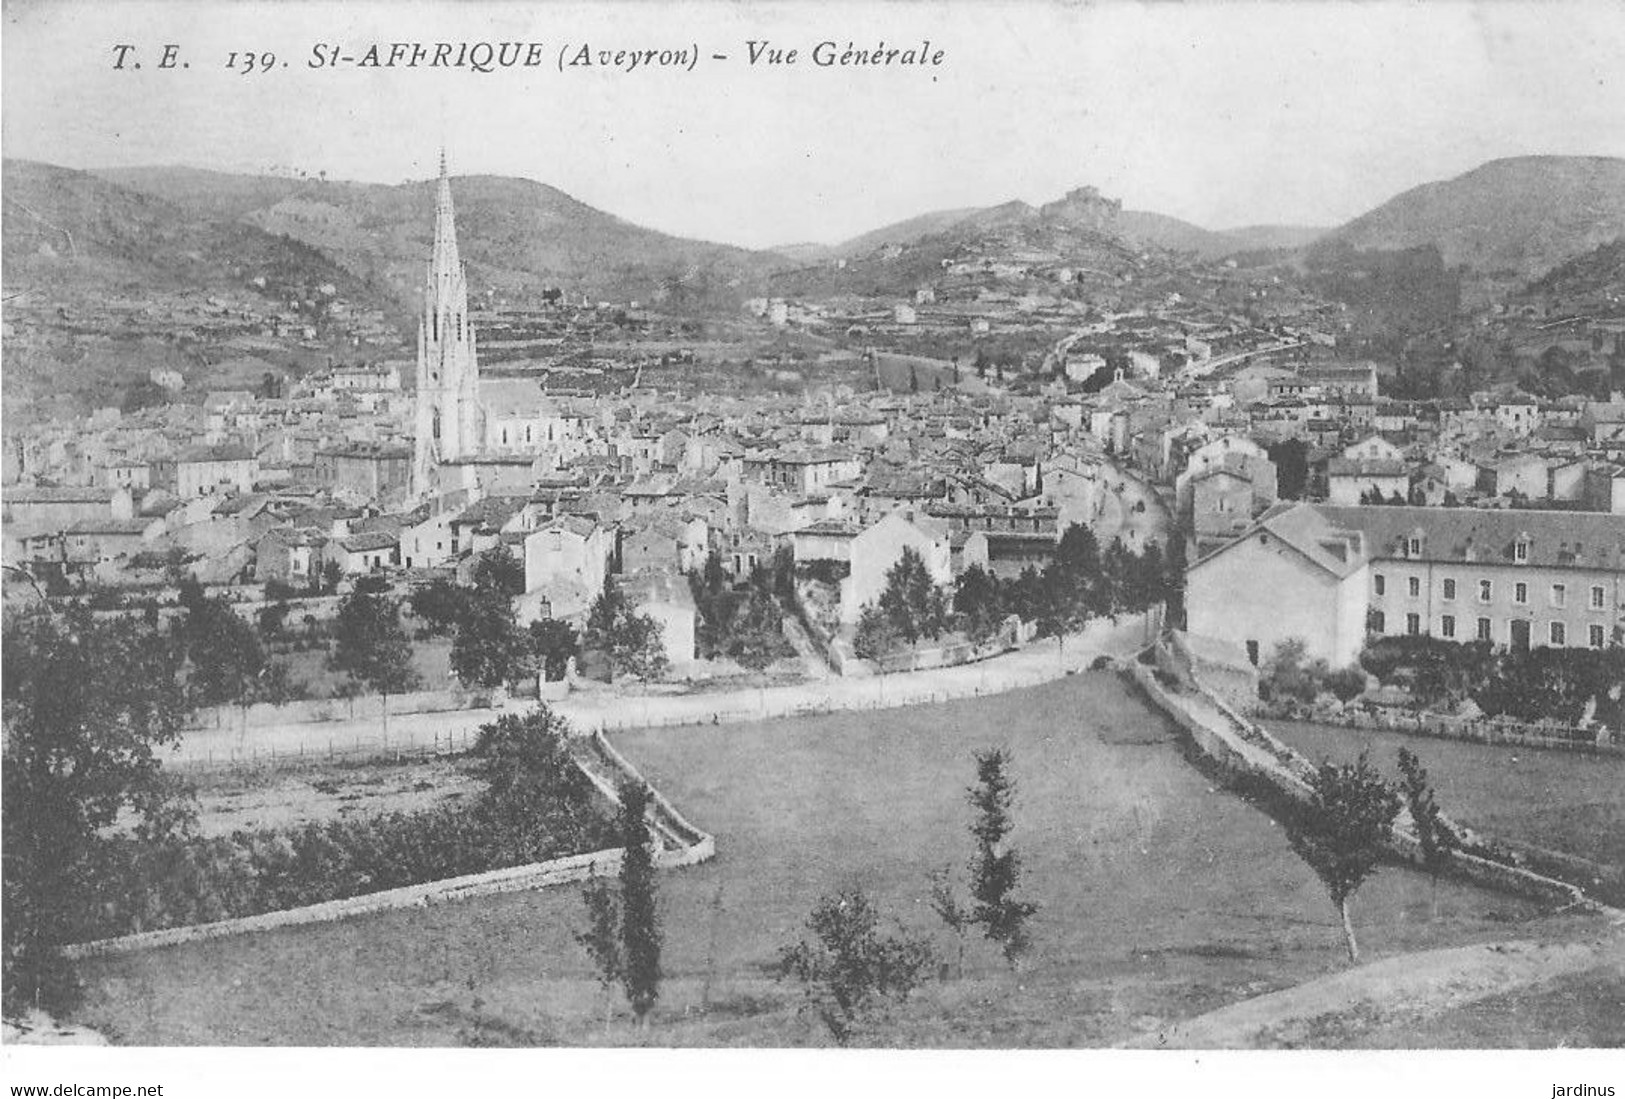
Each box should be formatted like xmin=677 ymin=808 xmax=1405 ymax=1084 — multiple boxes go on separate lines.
xmin=3 ymin=0 xmax=1623 ymax=250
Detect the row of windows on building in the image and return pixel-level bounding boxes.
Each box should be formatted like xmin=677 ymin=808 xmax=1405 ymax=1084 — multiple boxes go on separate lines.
xmin=1374 ymin=574 xmax=1610 ymax=610
xmin=1371 ymin=611 xmax=1609 ymax=649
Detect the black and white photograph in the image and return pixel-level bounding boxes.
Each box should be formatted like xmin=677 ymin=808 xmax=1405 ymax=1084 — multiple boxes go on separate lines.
xmin=1 ymin=0 xmax=1622 ymax=1090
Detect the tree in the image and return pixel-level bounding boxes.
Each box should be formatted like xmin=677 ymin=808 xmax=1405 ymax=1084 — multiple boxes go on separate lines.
xmin=1397 ymin=747 xmax=1454 ymax=896
xmin=3 ymin=609 xmax=193 ymax=1011
xmin=529 ymin=618 xmax=580 ymax=682
xmin=312 ymin=558 xmax=343 ymax=596
xmin=329 ymin=585 xmax=420 ymax=722
xmin=724 ymin=589 xmax=790 ymax=670
xmin=1281 ymin=753 xmax=1402 ymax=964
xmin=876 ymin=546 xmax=949 ymax=647
xmin=577 ymin=876 xmax=624 ymax=1028
xmin=611 ymin=612 xmax=668 ymax=681
xmin=575 ymin=781 xmax=662 ymax=1027
xmin=1162 ymin=535 xmax=1188 ymax=628
xmin=178 ymin=593 xmax=268 ymax=708
xmin=256 ymin=600 xmax=290 ymax=642
xmin=617 ymin=782 xmax=662 ymax=1025
xmin=927 ymin=866 xmax=973 ymax=979
xmin=450 ymin=586 xmax=529 ymax=690
xmin=408 ymin=577 xmax=470 ymax=638
xmin=953 ymin=564 xmax=1005 ymax=644
xmin=583 ymin=577 xmax=669 ymax=682
xmin=967 ymin=748 xmax=1038 ymax=965
xmin=470 ymin=546 xmax=525 ymax=598
xmin=1042 ymin=523 xmax=1104 ymax=635
xmin=852 ymin=602 xmax=903 ymax=661
xmin=776 ymin=889 xmax=935 ymax=1044
xmin=1260 ymin=638 xmax=1322 ymax=706
xmin=1004 ymin=565 xmax=1049 ymax=626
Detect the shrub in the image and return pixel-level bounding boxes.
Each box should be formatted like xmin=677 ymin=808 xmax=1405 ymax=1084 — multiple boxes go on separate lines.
xmin=777 ymin=889 xmax=934 ymax=1044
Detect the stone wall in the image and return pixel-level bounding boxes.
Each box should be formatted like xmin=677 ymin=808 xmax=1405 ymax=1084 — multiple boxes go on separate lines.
xmin=61 ymin=730 xmax=716 ymax=960
xmin=1127 ymin=655 xmax=1596 ymax=911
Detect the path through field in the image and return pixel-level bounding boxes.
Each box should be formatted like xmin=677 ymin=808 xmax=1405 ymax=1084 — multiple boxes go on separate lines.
xmin=1133 ymin=924 xmax=1625 ymax=1048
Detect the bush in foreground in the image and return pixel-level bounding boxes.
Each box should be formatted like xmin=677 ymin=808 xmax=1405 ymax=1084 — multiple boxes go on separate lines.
xmin=777 ymin=889 xmax=934 ymax=1044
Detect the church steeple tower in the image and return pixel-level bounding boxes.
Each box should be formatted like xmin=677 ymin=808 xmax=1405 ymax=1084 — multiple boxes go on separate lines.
xmin=412 ymin=149 xmax=483 ymax=500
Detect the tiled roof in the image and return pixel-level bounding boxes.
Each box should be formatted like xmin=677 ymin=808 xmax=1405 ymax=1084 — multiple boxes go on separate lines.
xmin=1317 ymin=505 xmax=1625 ymax=572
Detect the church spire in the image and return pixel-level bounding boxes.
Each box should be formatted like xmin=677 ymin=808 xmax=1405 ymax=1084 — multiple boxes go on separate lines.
xmin=431 ymin=149 xmax=460 ymax=280
xmin=412 ymin=148 xmax=482 ymax=500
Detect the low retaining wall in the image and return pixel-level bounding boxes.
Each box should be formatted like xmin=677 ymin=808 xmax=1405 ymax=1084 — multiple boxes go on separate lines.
xmin=61 ymin=848 xmax=626 ymax=961
xmin=62 ymin=731 xmax=716 ymax=961
xmin=1127 ymin=655 xmax=1596 ymax=911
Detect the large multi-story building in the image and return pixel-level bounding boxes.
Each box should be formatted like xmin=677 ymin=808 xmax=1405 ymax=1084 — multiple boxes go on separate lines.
xmin=1323 ymin=505 xmax=1625 ymax=653
xmin=1187 ymin=502 xmax=1625 ymax=668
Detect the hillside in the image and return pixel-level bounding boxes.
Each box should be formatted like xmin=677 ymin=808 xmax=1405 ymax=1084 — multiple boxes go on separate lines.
xmin=828 ymin=206 xmax=987 ymax=259
xmin=3 ymin=160 xmax=371 ymax=302
xmin=1521 ymin=238 xmax=1625 ymax=303
xmin=1116 ymin=210 xmax=1238 ymax=258
xmin=1311 ymin=156 xmax=1625 ymax=280
xmin=95 ymin=166 xmax=786 ymax=309
xmin=2 ymin=159 xmax=386 ymax=419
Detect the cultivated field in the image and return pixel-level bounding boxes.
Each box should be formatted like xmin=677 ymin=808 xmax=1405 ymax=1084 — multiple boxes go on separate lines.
xmin=71 ymin=673 xmax=1609 ymax=1047
xmin=184 ymin=756 xmax=485 ymax=839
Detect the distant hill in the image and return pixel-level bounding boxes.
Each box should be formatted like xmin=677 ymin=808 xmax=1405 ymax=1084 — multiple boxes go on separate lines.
xmin=2 ymin=159 xmax=370 ymax=301
xmin=769 ymin=187 xmax=1144 ymax=300
xmin=95 ymin=165 xmax=785 ymax=309
xmin=1115 ymin=210 xmax=1237 ymax=258
xmin=796 ymin=195 xmax=1325 ymax=265
xmin=828 ymin=207 xmax=988 ymax=259
xmin=1311 ymin=156 xmax=1625 ymax=281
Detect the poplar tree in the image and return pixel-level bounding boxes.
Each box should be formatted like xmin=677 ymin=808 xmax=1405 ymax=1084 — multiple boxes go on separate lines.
xmin=967 ymin=748 xmax=1038 ymax=965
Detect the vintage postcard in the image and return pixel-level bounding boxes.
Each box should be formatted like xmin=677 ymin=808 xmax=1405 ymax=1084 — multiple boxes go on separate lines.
xmin=1 ymin=0 xmax=1621 ymax=1092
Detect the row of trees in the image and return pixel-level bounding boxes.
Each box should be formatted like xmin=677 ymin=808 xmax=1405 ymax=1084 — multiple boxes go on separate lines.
xmin=1260 ymin=633 xmax=1624 ymax=733
xmin=1356 ymin=635 xmax=1624 ymax=730
xmin=854 ymin=524 xmax=1184 ymax=661
xmin=410 ymin=548 xmax=666 ymax=688
xmin=687 ymin=549 xmax=797 ymax=670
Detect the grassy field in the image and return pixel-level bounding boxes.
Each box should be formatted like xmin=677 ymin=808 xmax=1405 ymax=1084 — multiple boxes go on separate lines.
xmin=70 ymin=673 xmax=1606 ymax=1047
xmin=1266 ymin=721 xmax=1625 ymax=870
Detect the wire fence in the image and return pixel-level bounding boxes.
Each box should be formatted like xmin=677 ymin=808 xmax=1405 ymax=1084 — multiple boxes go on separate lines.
xmin=172 ymin=726 xmax=479 ymax=772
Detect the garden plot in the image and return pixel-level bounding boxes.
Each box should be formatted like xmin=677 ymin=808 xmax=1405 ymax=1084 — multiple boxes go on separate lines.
xmin=185 ymin=757 xmax=487 ymax=839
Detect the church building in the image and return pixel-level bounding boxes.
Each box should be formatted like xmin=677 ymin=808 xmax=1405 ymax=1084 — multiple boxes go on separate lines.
xmin=411 ymin=152 xmax=486 ymax=500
